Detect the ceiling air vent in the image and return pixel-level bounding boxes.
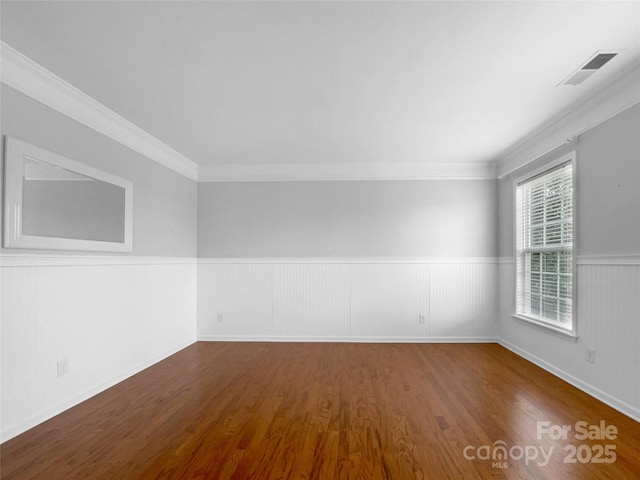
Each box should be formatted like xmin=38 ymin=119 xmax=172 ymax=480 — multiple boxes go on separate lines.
xmin=560 ymin=51 xmax=618 ymax=86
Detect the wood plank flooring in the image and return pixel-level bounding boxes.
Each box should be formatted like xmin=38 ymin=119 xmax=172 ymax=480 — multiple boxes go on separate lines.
xmin=1 ymin=342 xmax=639 ymax=479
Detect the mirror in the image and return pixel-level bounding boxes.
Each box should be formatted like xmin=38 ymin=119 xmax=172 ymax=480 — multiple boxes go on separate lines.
xmin=3 ymin=137 xmax=133 ymax=252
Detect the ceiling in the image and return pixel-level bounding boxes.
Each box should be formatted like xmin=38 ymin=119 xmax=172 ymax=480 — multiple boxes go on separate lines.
xmin=1 ymin=1 xmax=639 ymax=172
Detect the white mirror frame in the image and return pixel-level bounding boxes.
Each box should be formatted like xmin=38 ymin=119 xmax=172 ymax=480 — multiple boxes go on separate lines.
xmin=3 ymin=137 xmax=133 ymax=252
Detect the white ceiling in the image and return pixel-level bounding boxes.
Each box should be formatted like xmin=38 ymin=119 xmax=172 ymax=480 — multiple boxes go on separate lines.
xmin=1 ymin=1 xmax=639 ymax=170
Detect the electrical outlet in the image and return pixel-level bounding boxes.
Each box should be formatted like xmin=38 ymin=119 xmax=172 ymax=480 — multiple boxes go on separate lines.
xmin=57 ymin=358 xmax=69 ymax=377
xmin=586 ymin=348 xmax=596 ymax=364
xmin=217 ymin=313 xmax=224 ymax=323
xmin=418 ymin=314 xmax=426 ymax=324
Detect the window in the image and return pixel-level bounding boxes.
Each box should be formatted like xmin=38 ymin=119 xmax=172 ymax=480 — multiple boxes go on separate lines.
xmin=514 ymin=153 xmax=575 ymax=335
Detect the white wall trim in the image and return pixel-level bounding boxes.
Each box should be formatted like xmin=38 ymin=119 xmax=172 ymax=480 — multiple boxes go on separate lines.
xmin=498 ymin=339 xmax=640 ymax=423
xmin=0 ymin=41 xmax=199 ymax=181
xmin=577 ymin=255 xmax=640 ymax=266
xmin=1 ymin=43 xmax=496 ymax=183
xmin=0 ymin=339 xmax=195 ymax=443
xmin=0 ymin=255 xmax=514 ymax=267
xmin=498 ymin=255 xmax=640 ymax=266
xmin=197 ymin=162 xmax=497 ymax=182
xmin=199 ymin=335 xmax=498 ymax=343
xmin=496 ymin=62 xmax=640 ymax=178
xmin=0 ymin=254 xmax=198 ymax=268
xmin=197 ymin=256 xmax=500 ymax=265
xmin=2 ymin=42 xmax=637 ymax=184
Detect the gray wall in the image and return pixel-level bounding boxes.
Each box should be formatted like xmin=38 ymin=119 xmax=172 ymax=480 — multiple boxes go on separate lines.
xmin=498 ymin=103 xmax=640 ymax=257
xmin=576 ymin=104 xmax=640 ymax=256
xmin=198 ymin=179 xmax=498 ymax=258
xmin=1 ymin=85 xmax=197 ymax=257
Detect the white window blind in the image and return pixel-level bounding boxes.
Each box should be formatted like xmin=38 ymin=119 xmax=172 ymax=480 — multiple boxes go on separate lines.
xmin=515 ymin=160 xmax=574 ymax=332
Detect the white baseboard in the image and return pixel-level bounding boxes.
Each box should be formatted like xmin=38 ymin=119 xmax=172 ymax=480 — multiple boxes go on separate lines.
xmin=0 ymin=339 xmax=196 ymax=443
xmin=498 ymin=339 xmax=640 ymax=423
xmin=4 ymin=335 xmax=636 ymax=441
xmin=198 ymin=335 xmax=498 ymax=343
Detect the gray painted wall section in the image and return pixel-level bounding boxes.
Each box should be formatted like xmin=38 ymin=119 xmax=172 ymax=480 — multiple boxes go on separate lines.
xmin=1 ymin=85 xmax=197 ymax=257
xmin=198 ymin=179 xmax=498 ymax=258
xmin=498 ymin=103 xmax=640 ymax=257
xmin=576 ymin=104 xmax=640 ymax=256
xmin=7 ymin=80 xmax=634 ymax=260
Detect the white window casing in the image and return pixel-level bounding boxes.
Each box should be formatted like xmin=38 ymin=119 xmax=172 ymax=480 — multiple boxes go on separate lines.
xmin=513 ymin=151 xmax=577 ymax=337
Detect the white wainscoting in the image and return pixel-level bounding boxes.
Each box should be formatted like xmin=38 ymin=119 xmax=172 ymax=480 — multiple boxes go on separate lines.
xmin=3 ymin=253 xmax=636 ymax=441
xmin=198 ymin=259 xmax=498 ymax=342
xmin=498 ymin=257 xmax=640 ymax=422
xmin=0 ymin=255 xmax=197 ymax=442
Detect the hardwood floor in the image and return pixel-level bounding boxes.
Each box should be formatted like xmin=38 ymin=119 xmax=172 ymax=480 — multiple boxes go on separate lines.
xmin=1 ymin=342 xmax=639 ymax=479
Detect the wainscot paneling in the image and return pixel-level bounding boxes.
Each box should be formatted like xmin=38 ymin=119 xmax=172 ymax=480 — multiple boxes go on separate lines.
xmin=197 ymin=259 xmax=498 ymax=342
xmin=498 ymin=257 xmax=640 ymax=422
xmin=0 ymin=255 xmax=197 ymax=442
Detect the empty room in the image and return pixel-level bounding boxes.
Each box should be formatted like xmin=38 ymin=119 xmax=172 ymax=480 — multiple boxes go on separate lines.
xmin=1 ymin=1 xmax=639 ymax=479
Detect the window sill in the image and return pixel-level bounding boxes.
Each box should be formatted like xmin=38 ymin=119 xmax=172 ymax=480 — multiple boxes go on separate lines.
xmin=511 ymin=314 xmax=578 ymax=341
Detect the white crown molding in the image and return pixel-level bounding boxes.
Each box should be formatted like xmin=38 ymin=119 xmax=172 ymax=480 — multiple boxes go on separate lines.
xmin=0 ymin=42 xmax=199 ymax=181
xmin=0 ymin=43 xmax=495 ymax=183
xmin=495 ymin=61 xmax=640 ymax=179
xmin=198 ymin=161 xmax=497 ymax=182
xmin=5 ymin=40 xmax=635 ymax=184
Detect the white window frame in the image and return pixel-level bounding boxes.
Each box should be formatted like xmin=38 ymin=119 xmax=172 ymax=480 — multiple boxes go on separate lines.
xmin=512 ymin=151 xmax=577 ymax=338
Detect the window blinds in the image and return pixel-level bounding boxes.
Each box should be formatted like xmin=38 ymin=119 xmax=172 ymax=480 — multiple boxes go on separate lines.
xmin=516 ymin=161 xmax=573 ymax=328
